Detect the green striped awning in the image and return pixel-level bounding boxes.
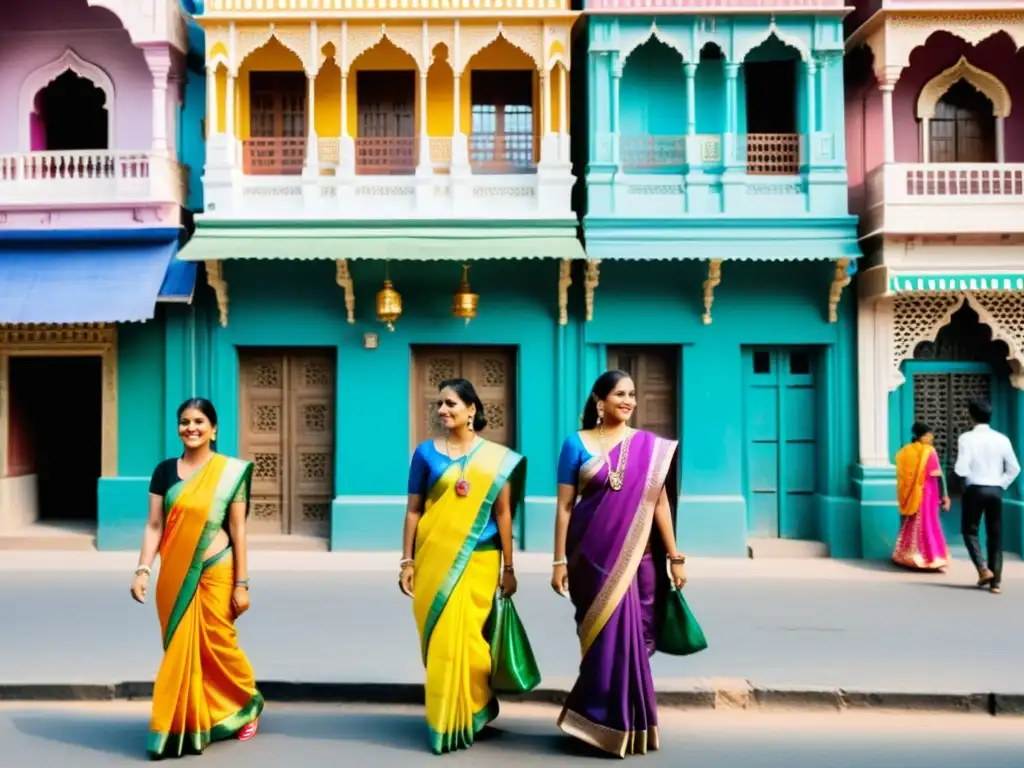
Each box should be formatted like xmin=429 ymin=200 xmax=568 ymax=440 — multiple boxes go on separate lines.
xmin=180 ymin=226 xmax=586 ymax=262
xmin=889 ymin=274 xmax=1024 ymax=293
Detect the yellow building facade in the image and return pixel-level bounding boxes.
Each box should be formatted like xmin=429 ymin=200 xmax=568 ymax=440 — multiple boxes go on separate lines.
xmin=197 ymin=1 xmax=575 ymax=199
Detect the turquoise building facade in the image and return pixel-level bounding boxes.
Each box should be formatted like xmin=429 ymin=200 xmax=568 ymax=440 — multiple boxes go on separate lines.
xmin=577 ymin=7 xmax=862 ymax=556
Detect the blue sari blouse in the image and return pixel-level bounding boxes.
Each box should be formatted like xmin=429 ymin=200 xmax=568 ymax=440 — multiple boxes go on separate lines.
xmin=408 ymin=440 xmax=499 ymax=545
xmin=557 ymin=433 xmax=597 ymax=488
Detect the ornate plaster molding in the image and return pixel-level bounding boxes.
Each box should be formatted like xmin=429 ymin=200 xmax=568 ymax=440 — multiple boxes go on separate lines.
xmin=335 ymin=259 xmax=355 ymax=324
xmin=18 ymin=48 xmax=115 ymax=152
xmin=828 ymin=259 xmax=851 ymax=323
xmin=584 ymin=260 xmax=600 ymax=322
xmin=206 ymin=261 xmax=230 ymax=328
xmin=558 ymin=259 xmax=572 ymax=326
xmin=917 ymin=56 xmax=1011 ymax=119
xmin=702 ymin=259 xmax=722 ymax=325
xmin=889 ymin=293 xmax=965 ymax=391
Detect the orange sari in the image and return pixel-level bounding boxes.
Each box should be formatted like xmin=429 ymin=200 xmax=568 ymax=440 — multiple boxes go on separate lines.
xmin=148 ymin=454 xmax=263 ymax=759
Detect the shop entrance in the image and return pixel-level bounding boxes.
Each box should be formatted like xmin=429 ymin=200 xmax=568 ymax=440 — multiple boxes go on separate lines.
xmin=7 ymin=356 xmax=102 ymax=525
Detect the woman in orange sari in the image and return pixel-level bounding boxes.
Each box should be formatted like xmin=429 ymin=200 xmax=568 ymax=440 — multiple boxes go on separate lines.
xmin=893 ymin=421 xmax=951 ymax=571
xmin=130 ymin=398 xmax=263 ymax=759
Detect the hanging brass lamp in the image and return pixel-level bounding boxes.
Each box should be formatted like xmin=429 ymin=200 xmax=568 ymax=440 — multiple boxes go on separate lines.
xmin=451 ymin=264 xmax=479 ymax=325
xmin=376 ymin=264 xmax=402 ymax=331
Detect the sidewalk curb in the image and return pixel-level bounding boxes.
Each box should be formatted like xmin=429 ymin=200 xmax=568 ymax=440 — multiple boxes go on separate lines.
xmin=1 ymin=681 xmax=1021 ymax=715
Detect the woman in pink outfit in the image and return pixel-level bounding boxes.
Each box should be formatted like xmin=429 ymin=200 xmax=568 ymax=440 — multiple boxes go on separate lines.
xmin=893 ymin=422 xmax=951 ymax=571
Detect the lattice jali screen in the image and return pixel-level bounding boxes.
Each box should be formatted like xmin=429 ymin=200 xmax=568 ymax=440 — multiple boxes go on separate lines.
xmin=965 ymin=292 xmax=1024 ymax=388
xmin=891 ymin=293 xmax=965 ymax=389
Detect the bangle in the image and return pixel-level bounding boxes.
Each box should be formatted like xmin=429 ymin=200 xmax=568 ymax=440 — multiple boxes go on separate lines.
xmin=669 ymin=555 xmax=686 ymax=565
xmin=235 ymin=579 xmax=250 ymax=587
xmin=399 ymin=558 xmax=414 ymax=570
xmin=503 ymin=565 xmax=515 ymax=573
xmin=135 ymin=565 xmax=152 ymax=576
xmin=552 ymin=558 xmax=567 ymax=567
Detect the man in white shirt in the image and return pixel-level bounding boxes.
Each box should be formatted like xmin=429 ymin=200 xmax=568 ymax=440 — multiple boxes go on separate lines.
xmin=954 ymin=398 xmax=1021 ymax=594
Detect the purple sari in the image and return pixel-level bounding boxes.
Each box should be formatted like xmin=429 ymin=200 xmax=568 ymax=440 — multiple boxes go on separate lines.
xmin=557 ymin=430 xmax=678 ymax=757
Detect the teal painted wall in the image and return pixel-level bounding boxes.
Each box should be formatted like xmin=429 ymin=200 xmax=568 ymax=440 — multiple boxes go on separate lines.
xmin=190 ymin=259 xmax=564 ymax=552
xmin=580 ymin=259 xmax=858 ymax=557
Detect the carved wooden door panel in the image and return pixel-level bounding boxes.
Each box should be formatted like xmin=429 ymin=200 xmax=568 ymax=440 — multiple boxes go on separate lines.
xmin=411 ymin=347 xmax=516 ymax=450
xmin=608 ymin=346 xmax=678 ymax=440
xmin=239 ymin=350 xmax=335 ymax=537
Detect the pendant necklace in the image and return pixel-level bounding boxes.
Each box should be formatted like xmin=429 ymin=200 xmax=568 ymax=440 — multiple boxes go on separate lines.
xmin=599 ymin=424 xmax=632 ymax=492
xmin=447 ymin=436 xmax=475 ymax=497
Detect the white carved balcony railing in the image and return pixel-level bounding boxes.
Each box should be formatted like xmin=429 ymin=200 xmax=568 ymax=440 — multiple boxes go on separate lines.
xmin=0 ymin=150 xmax=188 ymax=207
xmin=468 ymin=133 xmax=537 ymax=175
xmin=746 ymin=133 xmax=801 ymax=175
xmin=863 ymin=162 xmax=1024 ymax=236
xmin=621 ymin=136 xmax=687 ymax=171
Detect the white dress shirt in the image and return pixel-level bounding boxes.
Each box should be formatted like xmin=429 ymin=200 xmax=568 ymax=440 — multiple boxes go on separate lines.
xmin=954 ymin=424 xmax=1021 ymax=490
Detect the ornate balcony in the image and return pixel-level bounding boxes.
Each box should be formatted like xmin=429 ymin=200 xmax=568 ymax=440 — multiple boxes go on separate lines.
xmin=0 ymin=150 xmax=188 ymax=211
xmin=746 ymin=133 xmax=801 ymax=175
xmin=242 ymin=138 xmax=306 ymax=176
xmin=862 ymin=163 xmax=1024 ymax=237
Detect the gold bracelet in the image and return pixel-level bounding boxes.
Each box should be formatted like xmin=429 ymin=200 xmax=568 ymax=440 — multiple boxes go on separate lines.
xmin=135 ymin=565 xmax=152 ymax=576
xmin=669 ymin=555 xmax=686 ymax=565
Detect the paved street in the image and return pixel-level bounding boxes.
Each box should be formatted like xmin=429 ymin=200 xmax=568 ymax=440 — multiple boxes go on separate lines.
xmin=2 ymin=554 xmax=1023 ymax=692
xmin=3 ymin=702 xmax=1024 ymax=767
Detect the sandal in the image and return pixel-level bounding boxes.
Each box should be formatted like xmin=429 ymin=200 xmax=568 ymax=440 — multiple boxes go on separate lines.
xmin=977 ymin=568 xmax=994 ymax=587
xmin=238 ymin=720 xmax=259 ymax=741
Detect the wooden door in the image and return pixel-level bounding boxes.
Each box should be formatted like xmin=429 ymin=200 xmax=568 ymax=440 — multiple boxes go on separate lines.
xmin=743 ymin=348 xmax=818 ymax=540
xmin=356 ymin=71 xmax=415 ymax=173
xmin=411 ymin=347 xmax=516 ymax=449
xmin=238 ymin=350 xmax=335 ymax=537
xmin=247 ymin=72 xmax=307 ymax=174
xmin=929 ymin=82 xmax=996 ymax=163
xmin=607 ymin=346 xmax=678 ymax=439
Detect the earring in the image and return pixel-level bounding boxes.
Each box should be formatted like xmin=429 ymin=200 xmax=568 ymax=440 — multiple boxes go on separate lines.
xmin=597 ymin=409 xmax=604 ymax=426
xmin=467 ymin=416 xmax=474 ymax=432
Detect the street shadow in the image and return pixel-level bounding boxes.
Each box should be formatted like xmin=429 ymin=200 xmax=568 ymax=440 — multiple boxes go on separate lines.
xmin=12 ymin=713 xmax=146 ymax=760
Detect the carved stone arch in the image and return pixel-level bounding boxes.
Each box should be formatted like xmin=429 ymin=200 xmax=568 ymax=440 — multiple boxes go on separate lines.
xmin=917 ymin=56 xmax=1012 ymax=119
xmin=458 ymin=24 xmax=542 ymax=75
xmin=964 ymin=292 xmax=1024 ymax=389
xmin=889 ymin=293 xmax=966 ymax=391
xmin=548 ymin=39 xmax=569 ymax=72
xmin=734 ymin=19 xmax=811 ymax=64
xmin=235 ymin=25 xmax=309 ymax=75
xmin=208 ymin=54 xmax=229 ymax=72
xmin=618 ymin=22 xmax=688 ymax=75
xmin=18 ymin=48 xmax=115 ymax=152
xmin=346 ymin=25 xmax=423 ymax=74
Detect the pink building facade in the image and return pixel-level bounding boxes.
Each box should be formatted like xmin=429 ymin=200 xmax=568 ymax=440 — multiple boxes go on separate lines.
xmin=845 ymin=4 xmax=1024 ymax=560
xmin=0 ymin=0 xmax=195 ymax=548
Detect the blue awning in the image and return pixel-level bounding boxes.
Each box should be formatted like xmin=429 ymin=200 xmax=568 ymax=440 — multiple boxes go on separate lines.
xmin=0 ymin=230 xmax=191 ymax=324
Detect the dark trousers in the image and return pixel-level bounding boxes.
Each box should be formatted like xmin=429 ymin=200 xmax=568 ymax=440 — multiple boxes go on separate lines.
xmin=962 ymin=485 xmax=1003 ymax=586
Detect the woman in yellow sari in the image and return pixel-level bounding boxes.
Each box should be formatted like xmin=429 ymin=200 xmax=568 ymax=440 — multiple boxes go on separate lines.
xmin=130 ymin=397 xmax=263 ymax=759
xmin=400 ymin=378 xmax=526 ymax=755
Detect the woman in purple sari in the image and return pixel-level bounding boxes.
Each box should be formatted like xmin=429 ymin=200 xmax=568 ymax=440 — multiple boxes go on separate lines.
xmin=551 ymin=370 xmax=687 ymax=757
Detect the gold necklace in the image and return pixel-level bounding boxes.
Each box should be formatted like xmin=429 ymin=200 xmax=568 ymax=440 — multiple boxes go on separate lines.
xmin=599 ymin=425 xmax=632 ymax=492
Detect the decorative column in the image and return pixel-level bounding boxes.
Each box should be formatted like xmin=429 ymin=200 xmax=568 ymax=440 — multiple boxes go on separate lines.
xmin=304 ymin=22 xmax=320 ymax=176
xmin=880 ymin=81 xmax=895 ymax=164
xmin=416 ymin=20 xmax=431 ymax=176
xmin=610 ymin=64 xmax=621 ymax=165
xmin=804 ymin=59 xmax=817 ymax=169
xmin=684 ymin=62 xmax=697 ymax=136
xmin=338 ymin=21 xmax=354 ymax=178
xmin=996 ymin=116 xmax=1006 ymax=162
xmin=539 ymin=68 xmax=557 ymax=166
xmin=144 ymin=47 xmax=172 ymax=156
xmin=206 ymin=63 xmax=219 ymax=135
xmin=416 ymin=71 xmax=431 ymax=174
xmin=723 ymin=62 xmax=740 ymax=172
xmin=558 ymin=64 xmax=569 ymax=163
xmin=451 ymin=21 xmax=469 ymax=173
xmin=921 ymin=118 xmax=930 ymax=163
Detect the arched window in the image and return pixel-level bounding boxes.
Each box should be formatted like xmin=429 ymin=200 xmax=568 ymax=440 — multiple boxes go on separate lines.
xmin=929 ymin=81 xmax=995 ymax=164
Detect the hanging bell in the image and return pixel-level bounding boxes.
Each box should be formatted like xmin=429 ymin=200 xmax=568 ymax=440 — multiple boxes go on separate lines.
xmin=451 ymin=264 xmax=478 ymax=326
xmin=376 ymin=279 xmax=402 ymax=331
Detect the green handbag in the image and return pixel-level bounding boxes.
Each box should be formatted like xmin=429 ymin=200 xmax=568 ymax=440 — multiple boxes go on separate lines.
xmin=656 ymin=588 xmax=708 ymax=656
xmin=484 ymin=594 xmax=542 ymax=694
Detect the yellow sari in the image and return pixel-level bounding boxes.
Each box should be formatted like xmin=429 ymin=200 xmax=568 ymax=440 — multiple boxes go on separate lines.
xmin=148 ymin=454 xmax=264 ymax=759
xmin=895 ymin=441 xmax=933 ymax=517
xmin=412 ymin=441 xmax=526 ymax=755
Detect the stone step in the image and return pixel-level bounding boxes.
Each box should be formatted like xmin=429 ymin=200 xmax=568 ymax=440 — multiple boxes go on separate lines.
xmin=748 ymin=538 xmax=831 ymax=559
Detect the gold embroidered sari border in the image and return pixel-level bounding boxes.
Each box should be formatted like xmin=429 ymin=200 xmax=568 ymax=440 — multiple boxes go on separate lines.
xmin=557 ymin=707 xmax=659 ymax=756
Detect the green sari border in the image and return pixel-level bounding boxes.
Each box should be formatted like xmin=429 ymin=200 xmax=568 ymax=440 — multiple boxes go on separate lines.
xmin=146 ymin=690 xmax=264 ymax=760
xmin=420 ymin=447 xmax=525 ymax=664
xmin=426 ymin=696 xmax=499 ymax=755
xmin=162 ymin=457 xmax=253 ymax=651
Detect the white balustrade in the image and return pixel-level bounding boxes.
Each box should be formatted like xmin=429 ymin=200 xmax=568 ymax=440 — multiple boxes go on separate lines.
xmin=0 ymin=150 xmax=188 ymax=207
xmin=865 ymin=162 xmax=1024 ymax=235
